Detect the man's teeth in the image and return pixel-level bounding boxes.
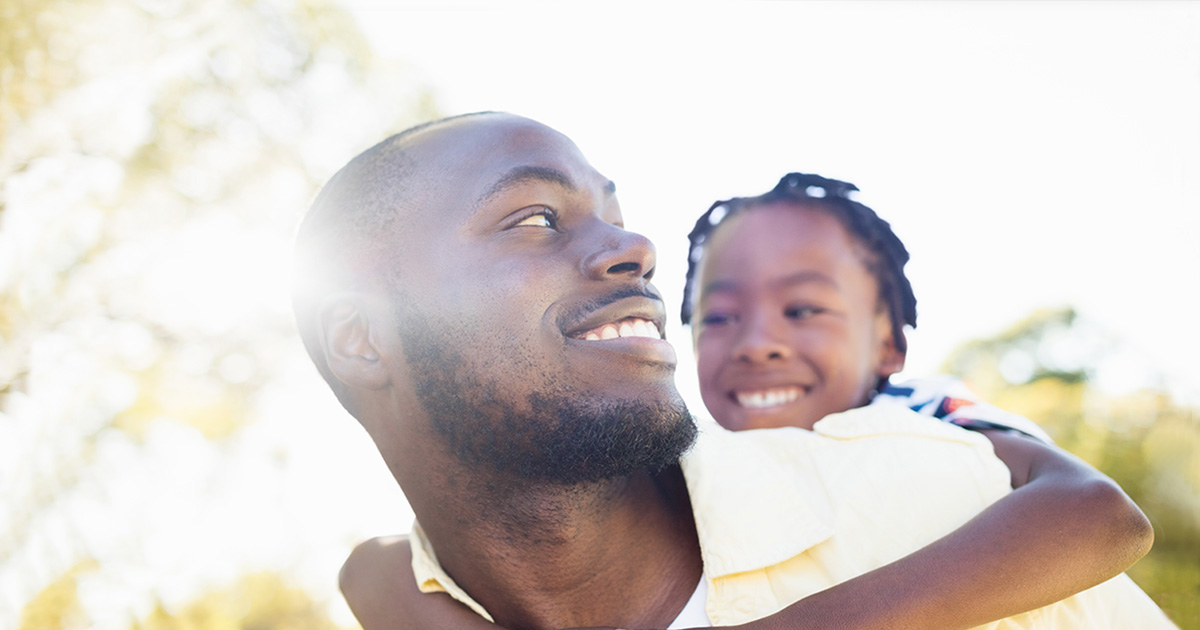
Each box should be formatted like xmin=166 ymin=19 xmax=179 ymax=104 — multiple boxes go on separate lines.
xmin=736 ymin=387 xmax=802 ymax=409
xmin=582 ymin=318 xmax=661 ymax=341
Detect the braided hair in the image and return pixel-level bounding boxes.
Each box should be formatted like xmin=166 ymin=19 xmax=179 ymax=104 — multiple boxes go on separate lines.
xmin=681 ymin=172 xmax=918 ymax=355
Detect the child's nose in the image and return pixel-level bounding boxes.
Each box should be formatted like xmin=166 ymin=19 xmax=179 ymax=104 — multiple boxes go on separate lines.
xmin=734 ymin=313 xmax=792 ymax=363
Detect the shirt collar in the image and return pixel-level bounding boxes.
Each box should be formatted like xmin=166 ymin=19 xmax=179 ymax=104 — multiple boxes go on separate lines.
xmin=409 ymin=404 xmax=945 ymax=610
xmin=409 ymin=521 xmax=495 ymax=621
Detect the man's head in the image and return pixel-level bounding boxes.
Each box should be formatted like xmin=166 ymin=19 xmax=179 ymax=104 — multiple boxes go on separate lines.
xmin=293 ymin=113 xmax=695 ymax=485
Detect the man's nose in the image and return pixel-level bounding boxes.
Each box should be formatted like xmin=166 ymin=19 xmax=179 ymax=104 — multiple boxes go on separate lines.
xmin=582 ymin=223 xmax=657 ymax=282
xmin=734 ymin=312 xmax=792 ymax=364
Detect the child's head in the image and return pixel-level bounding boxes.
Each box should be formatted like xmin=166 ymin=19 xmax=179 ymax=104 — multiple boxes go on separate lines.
xmin=682 ymin=173 xmax=917 ymax=431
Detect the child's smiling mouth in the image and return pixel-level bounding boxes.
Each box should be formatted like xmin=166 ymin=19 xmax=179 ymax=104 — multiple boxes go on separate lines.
xmin=733 ymin=385 xmax=807 ymax=409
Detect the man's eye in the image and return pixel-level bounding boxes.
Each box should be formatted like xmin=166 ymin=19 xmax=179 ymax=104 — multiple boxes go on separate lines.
xmin=511 ymin=208 xmax=558 ymax=229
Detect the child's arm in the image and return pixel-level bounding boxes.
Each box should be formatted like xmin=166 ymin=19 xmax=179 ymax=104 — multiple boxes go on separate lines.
xmin=725 ymin=429 xmax=1153 ymax=630
xmin=340 ymin=535 xmax=497 ymax=630
xmin=344 ymin=433 xmax=1153 ymax=630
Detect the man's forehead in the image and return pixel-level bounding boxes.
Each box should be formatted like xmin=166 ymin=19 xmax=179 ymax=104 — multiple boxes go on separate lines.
xmin=402 ymin=114 xmax=611 ymax=201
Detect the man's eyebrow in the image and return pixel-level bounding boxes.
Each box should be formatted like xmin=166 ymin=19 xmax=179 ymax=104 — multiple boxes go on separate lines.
xmin=476 ymin=166 xmax=575 ymax=207
xmin=475 ymin=165 xmax=617 ymax=207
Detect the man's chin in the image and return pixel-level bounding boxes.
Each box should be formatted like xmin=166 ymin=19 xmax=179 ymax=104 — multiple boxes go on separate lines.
xmin=508 ymin=392 xmax=698 ymax=485
xmin=400 ymin=309 xmax=696 ymax=484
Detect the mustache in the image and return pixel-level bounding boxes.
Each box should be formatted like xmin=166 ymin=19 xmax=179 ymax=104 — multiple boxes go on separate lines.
xmin=558 ymin=286 xmax=664 ymax=331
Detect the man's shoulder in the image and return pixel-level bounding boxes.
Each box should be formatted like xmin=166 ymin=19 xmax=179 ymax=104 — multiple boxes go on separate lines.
xmin=812 ymin=401 xmax=993 ymax=443
xmin=680 ymin=404 xmax=1015 ymax=583
xmin=687 ymin=403 xmax=1008 ymax=496
xmin=340 ymin=535 xmax=415 ymax=625
xmin=689 ymin=402 xmax=993 ymax=455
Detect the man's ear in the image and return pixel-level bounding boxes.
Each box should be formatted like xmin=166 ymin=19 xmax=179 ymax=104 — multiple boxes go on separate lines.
xmin=874 ymin=310 xmax=907 ymax=380
xmin=319 ymin=295 xmax=390 ymax=390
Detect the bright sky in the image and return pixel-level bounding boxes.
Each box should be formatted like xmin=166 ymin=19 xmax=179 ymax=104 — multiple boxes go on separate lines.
xmin=4 ymin=6 xmax=1195 ymax=628
xmin=8 ymin=4 xmax=1197 ymax=627
xmin=343 ymin=1 xmax=1200 ymax=408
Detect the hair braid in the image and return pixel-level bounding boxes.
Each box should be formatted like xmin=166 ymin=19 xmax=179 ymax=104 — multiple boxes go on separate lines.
xmin=681 ymin=173 xmax=917 ymax=355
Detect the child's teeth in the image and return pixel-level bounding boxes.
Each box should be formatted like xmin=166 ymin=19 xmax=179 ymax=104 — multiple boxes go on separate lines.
xmin=738 ymin=387 xmax=801 ymax=409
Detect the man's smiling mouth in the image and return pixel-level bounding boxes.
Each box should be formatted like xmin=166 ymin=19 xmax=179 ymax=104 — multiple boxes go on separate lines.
xmin=574 ymin=317 xmax=662 ymax=341
xmin=734 ymin=386 xmax=805 ymax=409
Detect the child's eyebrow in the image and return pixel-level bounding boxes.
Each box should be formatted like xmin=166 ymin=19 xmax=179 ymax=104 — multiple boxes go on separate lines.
xmin=699 ymin=278 xmax=740 ymax=298
xmin=702 ymin=271 xmax=838 ymax=298
xmin=774 ymin=270 xmax=839 ymax=290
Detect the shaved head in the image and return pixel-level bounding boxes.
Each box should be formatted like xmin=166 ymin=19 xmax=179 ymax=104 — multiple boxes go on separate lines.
xmin=291 ymin=112 xmax=502 ymax=397
xmin=290 ymin=112 xmax=695 ymax=483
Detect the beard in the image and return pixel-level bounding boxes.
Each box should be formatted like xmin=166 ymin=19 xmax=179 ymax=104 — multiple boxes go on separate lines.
xmin=397 ymin=310 xmax=697 ymax=485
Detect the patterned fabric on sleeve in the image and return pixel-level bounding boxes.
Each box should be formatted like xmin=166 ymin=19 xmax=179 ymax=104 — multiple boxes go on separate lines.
xmin=874 ymin=374 xmax=1054 ymax=443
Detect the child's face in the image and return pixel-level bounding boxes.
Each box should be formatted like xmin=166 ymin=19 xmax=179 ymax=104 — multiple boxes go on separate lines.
xmin=691 ymin=201 xmax=905 ymax=431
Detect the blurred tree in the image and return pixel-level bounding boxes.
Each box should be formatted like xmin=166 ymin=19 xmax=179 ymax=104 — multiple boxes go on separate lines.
xmin=17 ymin=560 xmax=94 ymax=630
xmin=943 ymin=307 xmax=1200 ymax=628
xmin=1 ymin=0 xmax=437 ymax=626
xmin=130 ymin=571 xmax=343 ymax=630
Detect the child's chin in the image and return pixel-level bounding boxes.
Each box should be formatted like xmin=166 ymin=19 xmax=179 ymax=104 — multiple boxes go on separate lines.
xmin=724 ymin=407 xmax=816 ymax=432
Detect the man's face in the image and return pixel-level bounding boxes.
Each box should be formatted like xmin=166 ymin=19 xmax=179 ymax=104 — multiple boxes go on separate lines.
xmin=380 ymin=116 xmax=695 ymax=483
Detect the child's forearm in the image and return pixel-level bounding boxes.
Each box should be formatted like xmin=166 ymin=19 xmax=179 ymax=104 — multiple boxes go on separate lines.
xmin=712 ymin=430 xmax=1153 ymax=630
xmin=341 ymin=536 xmax=501 ymax=630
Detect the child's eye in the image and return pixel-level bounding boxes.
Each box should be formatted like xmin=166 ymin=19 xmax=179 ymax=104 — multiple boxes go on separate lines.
xmin=700 ymin=312 xmax=737 ymax=327
xmin=785 ymin=305 xmax=824 ymax=320
xmin=511 ymin=207 xmax=559 ymax=229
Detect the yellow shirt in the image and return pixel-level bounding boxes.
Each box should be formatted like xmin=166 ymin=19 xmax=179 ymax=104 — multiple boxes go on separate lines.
xmin=410 ymin=403 xmax=1177 ymax=629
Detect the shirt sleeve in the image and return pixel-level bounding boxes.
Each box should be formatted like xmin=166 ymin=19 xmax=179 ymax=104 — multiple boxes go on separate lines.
xmin=874 ymin=375 xmax=1054 ymax=443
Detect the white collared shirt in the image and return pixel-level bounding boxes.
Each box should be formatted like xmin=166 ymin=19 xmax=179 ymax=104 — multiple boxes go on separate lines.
xmin=411 ymin=403 xmax=1177 ymax=629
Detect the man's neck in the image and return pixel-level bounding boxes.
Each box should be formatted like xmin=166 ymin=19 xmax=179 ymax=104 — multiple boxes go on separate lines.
xmin=416 ymin=464 xmax=702 ymax=630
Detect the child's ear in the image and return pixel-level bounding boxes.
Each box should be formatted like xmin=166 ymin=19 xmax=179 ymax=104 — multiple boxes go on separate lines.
xmin=874 ymin=310 xmax=907 ymax=379
xmin=320 ymin=294 xmax=390 ymax=391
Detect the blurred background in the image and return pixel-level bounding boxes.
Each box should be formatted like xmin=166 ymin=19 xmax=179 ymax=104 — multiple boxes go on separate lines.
xmin=2 ymin=1 xmax=1197 ymax=628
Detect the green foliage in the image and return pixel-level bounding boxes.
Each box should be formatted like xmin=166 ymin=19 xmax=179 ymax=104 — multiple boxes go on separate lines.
xmin=20 ymin=567 xmax=348 ymax=630
xmin=131 ymin=572 xmax=349 ymax=630
xmin=1 ymin=0 xmax=436 ymax=626
xmin=18 ymin=561 xmax=94 ymax=630
xmin=943 ymin=307 xmax=1200 ymax=629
